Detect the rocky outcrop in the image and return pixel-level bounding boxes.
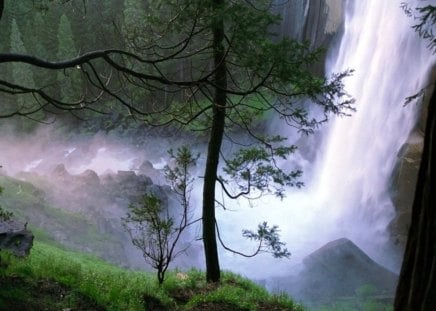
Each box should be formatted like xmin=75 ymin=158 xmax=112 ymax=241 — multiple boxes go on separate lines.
xmin=138 ymin=160 xmax=164 ymax=184
xmin=303 ymin=0 xmax=343 ymax=49
xmin=389 ymin=131 xmax=423 ymax=250
xmin=299 ymin=238 xmax=398 ymax=299
xmin=275 ymin=0 xmax=343 ymax=45
xmin=274 ymin=0 xmax=344 ymax=74
xmin=270 ymin=238 xmax=398 ymax=304
xmin=0 ymin=220 xmax=33 ymax=257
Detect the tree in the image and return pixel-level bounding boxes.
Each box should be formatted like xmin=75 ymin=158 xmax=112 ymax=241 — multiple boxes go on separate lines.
xmin=9 ymin=18 xmax=40 ymax=131
xmin=28 ymin=11 xmax=59 ymax=94
xmin=0 ymin=0 xmax=353 ymax=282
xmin=56 ymin=14 xmax=82 ymax=104
xmin=122 ymin=0 xmax=147 ymax=46
xmin=122 ymin=146 xmax=197 ymax=285
xmin=394 ymin=4 xmax=436 ymax=310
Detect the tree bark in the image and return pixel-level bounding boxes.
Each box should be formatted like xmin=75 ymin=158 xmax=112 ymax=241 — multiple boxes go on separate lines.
xmin=394 ymin=83 xmax=436 ymax=310
xmin=0 ymin=0 xmax=3 ymax=21
xmin=202 ymin=0 xmax=227 ymax=283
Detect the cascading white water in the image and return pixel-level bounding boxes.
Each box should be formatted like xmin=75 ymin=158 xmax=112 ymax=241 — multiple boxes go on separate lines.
xmin=216 ymin=0 xmax=435 ymax=277
xmin=310 ymin=0 xmax=435 ymax=268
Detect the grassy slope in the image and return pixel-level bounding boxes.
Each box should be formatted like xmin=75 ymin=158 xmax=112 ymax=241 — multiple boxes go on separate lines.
xmin=0 ymin=175 xmax=128 ymax=264
xmin=0 ymin=177 xmax=393 ymax=311
xmin=0 ymin=242 xmax=304 ymax=311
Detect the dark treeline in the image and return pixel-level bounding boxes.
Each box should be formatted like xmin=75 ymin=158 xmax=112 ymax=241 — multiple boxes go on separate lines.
xmin=0 ymin=0 xmax=158 ymax=135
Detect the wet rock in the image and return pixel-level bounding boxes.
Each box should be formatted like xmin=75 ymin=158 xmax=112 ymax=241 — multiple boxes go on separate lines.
xmin=389 ymin=132 xmax=423 ymax=250
xmin=303 ymin=0 xmax=343 ymax=48
xmin=139 ymin=160 xmax=154 ymax=172
xmin=138 ymin=160 xmax=163 ymax=183
xmin=274 ymin=0 xmax=343 ymax=45
xmin=0 ymin=220 xmax=34 ymax=257
xmin=100 ymin=173 xmax=115 ymax=185
xmin=111 ymin=170 xmax=153 ymax=199
xmin=51 ymin=164 xmax=73 ymax=181
xmin=115 ymin=170 xmax=137 ymax=182
xmin=77 ymin=169 xmax=100 ymax=187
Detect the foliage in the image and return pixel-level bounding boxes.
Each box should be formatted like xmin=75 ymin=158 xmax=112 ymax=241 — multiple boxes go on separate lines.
xmin=401 ymin=3 xmax=435 ymax=52
xmin=0 ymin=186 xmax=13 ymax=272
xmin=1 ymin=242 xmax=303 ymax=310
xmin=123 ymin=0 xmax=148 ymax=47
xmin=185 ymin=271 xmax=304 ymax=311
xmin=8 ymin=18 xmax=41 ymax=132
xmin=0 ymin=186 xmax=13 ymax=222
xmin=123 ymin=145 xmax=198 ymax=284
xmin=3 ymin=241 xmax=164 ymax=310
xmin=56 ymin=13 xmax=83 ymax=104
xmin=0 ymin=206 xmax=12 ymax=222
xmin=242 ymin=222 xmax=290 ymax=258
xmin=221 ymin=136 xmax=302 ymax=199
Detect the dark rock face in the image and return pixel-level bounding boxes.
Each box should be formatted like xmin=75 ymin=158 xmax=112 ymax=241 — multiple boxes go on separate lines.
xmin=389 ymin=133 xmax=423 ymax=250
xmin=270 ymin=238 xmax=398 ymax=304
xmin=271 ymin=0 xmax=344 ymax=77
xmin=275 ymin=0 xmax=343 ymax=47
xmin=303 ymin=0 xmax=343 ymax=49
xmin=0 ymin=220 xmax=34 ymax=257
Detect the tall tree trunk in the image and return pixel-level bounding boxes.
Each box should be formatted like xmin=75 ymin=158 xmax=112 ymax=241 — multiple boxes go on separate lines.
xmin=394 ymin=83 xmax=436 ymax=310
xmin=0 ymin=0 xmax=3 ymax=21
xmin=202 ymin=0 xmax=227 ymax=283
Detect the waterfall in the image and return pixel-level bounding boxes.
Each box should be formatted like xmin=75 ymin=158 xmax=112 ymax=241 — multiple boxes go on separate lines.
xmin=217 ymin=0 xmax=435 ymax=278
xmin=4 ymin=0 xmax=434 ymax=285
xmin=313 ymin=0 xmax=435 ymax=269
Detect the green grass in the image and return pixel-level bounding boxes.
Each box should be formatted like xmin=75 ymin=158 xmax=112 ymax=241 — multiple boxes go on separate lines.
xmin=1 ymin=242 xmax=304 ymax=310
xmin=3 ymin=242 xmax=164 ymax=310
xmin=183 ymin=272 xmax=303 ymax=311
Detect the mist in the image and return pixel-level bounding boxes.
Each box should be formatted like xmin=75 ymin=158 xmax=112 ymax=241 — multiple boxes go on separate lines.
xmin=0 ymin=0 xmax=435 ymax=306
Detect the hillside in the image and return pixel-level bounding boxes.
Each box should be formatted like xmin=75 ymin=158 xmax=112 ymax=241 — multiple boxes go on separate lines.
xmin=0 ymin=242 xmax=303 ymax=311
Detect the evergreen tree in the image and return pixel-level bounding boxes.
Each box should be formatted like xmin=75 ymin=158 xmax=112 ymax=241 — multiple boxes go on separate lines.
xmin=33 ymin=11 xmax=58 ymax=59
xmin=56 ymin=13 xmax=82 ymax=104
xmin=31 ymin=11 xmax=56 ymax=89
xmin=123 ymin=0 xmax=148 ymax=47
xmin=120 ymin=0 xmax=353 ymax=282
xmin=10 ymin=18 xmax=39 ymax=132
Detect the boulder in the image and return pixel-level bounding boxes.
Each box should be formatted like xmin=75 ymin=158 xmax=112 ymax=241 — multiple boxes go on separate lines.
xmin=112 ymin=171 xmax=153 ymax=199
xmin=115 ymin=170 xmax=137 ymax=182
xmin=77 ymin=169 xmax=100 ymax=188
xmin=0 ymin=220 xmax=34 ymax=257
xmin=138 ymin=160 xmax=164 ymax=183
xmin=51 ymin=164 xmax=75 ymax=186
xmin=272 ymin=238 xmax=398 ymax=304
